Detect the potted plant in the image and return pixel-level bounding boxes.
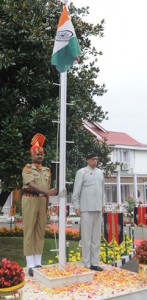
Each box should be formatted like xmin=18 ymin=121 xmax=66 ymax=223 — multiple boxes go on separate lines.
xmin=134 ymin=240 xmax=147 ymax=282
xmin=0 ymin=258 xmax=25 ymax=298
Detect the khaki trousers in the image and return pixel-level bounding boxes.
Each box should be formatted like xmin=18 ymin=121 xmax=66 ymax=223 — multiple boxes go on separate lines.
xmin=22 ymin=196 xmax=46 ymax=256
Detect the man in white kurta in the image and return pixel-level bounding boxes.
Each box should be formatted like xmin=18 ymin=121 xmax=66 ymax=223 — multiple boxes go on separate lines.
xmin=72 ymin=152 xmax=104 ymax=271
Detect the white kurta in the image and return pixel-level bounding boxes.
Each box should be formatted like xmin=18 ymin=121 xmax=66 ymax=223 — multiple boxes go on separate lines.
xmin=72 ymin=165 xmax=104 ymax=268
xmin=72 ymin=165 xmax=104 ymax=211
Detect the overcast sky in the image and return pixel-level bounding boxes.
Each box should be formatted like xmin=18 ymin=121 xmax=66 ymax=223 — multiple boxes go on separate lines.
xmin=70 ymin=0 xmax=147 ymax=144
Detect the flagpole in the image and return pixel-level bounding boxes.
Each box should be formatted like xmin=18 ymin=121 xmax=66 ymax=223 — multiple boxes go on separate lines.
xmin=51 ymin=2 xmax=82 ymax=269
xmin=58 ymin=71 xmax=67 ymax=269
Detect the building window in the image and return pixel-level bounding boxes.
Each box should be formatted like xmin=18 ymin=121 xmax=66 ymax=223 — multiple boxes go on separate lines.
xmin=121 ymin=185 xmax=130 ymax=203
xmin=105 ymin=185 xmax=131 ymax=204
xmin=105 ymin=185 xmax=117 ymax=203
xmin=117 ymin=149 xmax=130 ymax=163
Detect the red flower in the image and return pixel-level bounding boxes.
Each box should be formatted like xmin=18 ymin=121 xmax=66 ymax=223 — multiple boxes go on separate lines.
xmin=134 ymin=241 xmax=147 ymax=264
xmin=0 ymin=258 xmax=25 ymax=288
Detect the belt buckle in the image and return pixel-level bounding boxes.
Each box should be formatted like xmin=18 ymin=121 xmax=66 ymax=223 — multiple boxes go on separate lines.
xmin=39 ymin=193 xmax=44 ymax=197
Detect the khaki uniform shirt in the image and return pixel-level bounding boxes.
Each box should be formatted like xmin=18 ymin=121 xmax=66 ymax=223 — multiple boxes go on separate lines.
xmin=22 ymin=163 xmax=51 ymax=191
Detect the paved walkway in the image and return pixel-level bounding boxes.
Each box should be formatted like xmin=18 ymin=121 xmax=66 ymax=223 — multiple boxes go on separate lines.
xmin=121 ymin=258 xmax=139 ymax=273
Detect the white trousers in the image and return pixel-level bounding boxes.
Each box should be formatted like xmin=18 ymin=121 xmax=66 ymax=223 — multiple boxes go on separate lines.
xmin=81 ymin=211 xmax=102 ymax=268
xmin=26 ymin=254 xmax=42 ymax=268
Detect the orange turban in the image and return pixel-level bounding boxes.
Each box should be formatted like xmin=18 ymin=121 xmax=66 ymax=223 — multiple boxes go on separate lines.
xmin=30 ymin=133 xmax=45 ymax=155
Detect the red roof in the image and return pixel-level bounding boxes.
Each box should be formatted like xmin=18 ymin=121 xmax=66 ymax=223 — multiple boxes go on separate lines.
xmin=99 ymin=130 xmax=143 ymax=146
xmin=84 ymin=121 xmax=146 ymax=147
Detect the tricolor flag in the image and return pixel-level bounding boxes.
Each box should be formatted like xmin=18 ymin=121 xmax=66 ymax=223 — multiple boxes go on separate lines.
xmin=51 ymin=5 xmax=82 ymax=73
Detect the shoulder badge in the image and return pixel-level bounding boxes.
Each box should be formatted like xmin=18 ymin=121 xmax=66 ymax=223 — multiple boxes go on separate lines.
xmin=23 ymin=164 xmax=31 ymax=173
xmin=43 ymin=167 xmax=50 ymax=171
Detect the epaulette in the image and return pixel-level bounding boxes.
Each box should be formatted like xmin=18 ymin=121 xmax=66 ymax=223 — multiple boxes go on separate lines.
xmin=44 ymin=167 xmax=51 ymax=174
xmin=23 ymin=164 xmax=31 ymax=173
xmin=43 ymin=167 xmax=50 ymax=171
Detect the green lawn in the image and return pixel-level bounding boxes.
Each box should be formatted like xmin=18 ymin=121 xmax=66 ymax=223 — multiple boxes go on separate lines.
xmin=0 ymin=237 xmax=80 ymax=267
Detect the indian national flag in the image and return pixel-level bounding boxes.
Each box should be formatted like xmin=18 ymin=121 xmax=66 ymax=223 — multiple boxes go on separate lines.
xmin=51 ymin=5 xmax=82 ymax=73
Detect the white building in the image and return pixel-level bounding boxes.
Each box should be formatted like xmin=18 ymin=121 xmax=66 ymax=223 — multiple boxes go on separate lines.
xmin=84 ymin=120 xmax=147 ymax=206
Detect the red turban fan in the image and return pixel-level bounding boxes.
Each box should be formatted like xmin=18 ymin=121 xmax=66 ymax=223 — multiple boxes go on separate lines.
xmin=30 ymin=133 xmax=45 ymax=155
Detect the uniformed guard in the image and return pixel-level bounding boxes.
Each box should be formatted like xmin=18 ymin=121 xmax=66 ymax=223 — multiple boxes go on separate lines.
xmin=22 ymin=133 xmax=57 ymax=276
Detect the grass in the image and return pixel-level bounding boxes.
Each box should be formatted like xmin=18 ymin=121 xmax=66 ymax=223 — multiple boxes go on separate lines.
xmin=0 ymin=237 xmax=80 ymax=267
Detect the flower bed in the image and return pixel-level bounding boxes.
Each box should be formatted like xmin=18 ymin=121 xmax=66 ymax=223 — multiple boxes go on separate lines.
xmin=0 ymin=226 xmax=80 ymax=241
xmin=100 ymin=236 xmax=133 ymax=264
xmin=0 ymin=226 xmax=23 ymax=237
xmin=48 ymin=236 xmax=133 ymax=266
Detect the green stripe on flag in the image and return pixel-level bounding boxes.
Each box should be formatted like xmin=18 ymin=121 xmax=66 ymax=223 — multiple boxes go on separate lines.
xmin=51 ymin=37 xmax=81 ymax=73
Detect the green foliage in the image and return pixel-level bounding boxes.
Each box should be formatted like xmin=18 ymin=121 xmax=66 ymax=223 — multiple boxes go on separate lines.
xmin=126 ymin=197 xmax=135 ymax=215
xmin=0 ymin=0 xmax=114 ymax=204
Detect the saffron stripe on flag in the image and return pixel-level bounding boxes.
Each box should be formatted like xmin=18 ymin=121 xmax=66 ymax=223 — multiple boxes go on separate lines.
xmin=51 ymin=5 xmax=82 ymax=73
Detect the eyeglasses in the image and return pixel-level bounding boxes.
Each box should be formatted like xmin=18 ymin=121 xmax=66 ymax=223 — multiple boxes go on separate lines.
xmin=90 ymin=157 xmax=98 ymax=161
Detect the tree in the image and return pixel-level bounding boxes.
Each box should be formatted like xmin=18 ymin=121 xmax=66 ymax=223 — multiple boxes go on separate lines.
xmin=0 ymin=0 xmax=114 ymax=209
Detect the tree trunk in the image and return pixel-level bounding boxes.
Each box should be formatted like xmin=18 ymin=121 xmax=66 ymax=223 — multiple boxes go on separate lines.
xmin=0 ymin=191 xmax=10 ymax=212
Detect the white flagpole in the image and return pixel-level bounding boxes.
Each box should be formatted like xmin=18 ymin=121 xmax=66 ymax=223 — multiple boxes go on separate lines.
xmin=58 ymin=71 xmax=67 ymax=269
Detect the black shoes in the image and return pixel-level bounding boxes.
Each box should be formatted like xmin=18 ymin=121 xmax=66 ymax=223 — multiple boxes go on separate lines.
xmin=90 ymin=265 xmax=103 ymax=271
xmin=28 ymin=266 xmax=42 ymax=276
xmin=28 ymin=268 xmax=34 ymax=277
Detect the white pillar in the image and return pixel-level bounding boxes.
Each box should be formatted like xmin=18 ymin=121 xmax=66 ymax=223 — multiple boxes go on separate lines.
xmin=116 ymin=170 xmax=121 ymax=205
xmin=133 ymin=173 xmax=138 ymax=200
